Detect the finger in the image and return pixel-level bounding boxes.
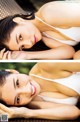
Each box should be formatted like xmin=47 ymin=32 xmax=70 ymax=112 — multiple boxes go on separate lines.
xmin=0 ymin=48 xmax=6 ymax=59
xmin=2 ymin=51 xmax=9 ymax=60
xmin=0 ymin=109 xmax=6 ymax=114
xmin=0 ymin=48 xmax=6 ymax=55
xmin=0 ymin=110 xmax=9 ymax=119
xmin=7 ymin=51 xmax=11 ymax=60
xmin=0 ymin=103 xmax=9 ymax=112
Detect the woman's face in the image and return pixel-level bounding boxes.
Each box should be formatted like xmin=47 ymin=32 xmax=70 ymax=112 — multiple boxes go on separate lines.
xmin=6 ymin=18 xmax=42 ymax=50
xmin=1 ymin=73 xmax=40 ymax=106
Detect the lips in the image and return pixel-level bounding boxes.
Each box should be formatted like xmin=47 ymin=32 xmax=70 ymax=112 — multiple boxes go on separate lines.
xmin=34 ymin=35 xmax=38 ymax=44
xmin=30 ymin=82 xmax=36 ymax=96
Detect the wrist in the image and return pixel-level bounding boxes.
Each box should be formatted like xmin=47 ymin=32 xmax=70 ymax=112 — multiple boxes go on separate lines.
xmin=25 ymin=51 xmax=46 ymax=60
xmin=25 ymin=52 xmax=37 ymax=60
xmin=23 ymin=108 xmax=34 ymax=118
xmin=28 ymin=109 xmax=42 ymax=119
xmin=27 ymin=109 xmax=37 ymax=118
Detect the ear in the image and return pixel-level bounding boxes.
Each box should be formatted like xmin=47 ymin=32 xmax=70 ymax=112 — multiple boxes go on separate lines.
xmin=5 ymin=69 xmax=19 ymax=74
xmin=13 ymin=17 xmax=26 ymax=24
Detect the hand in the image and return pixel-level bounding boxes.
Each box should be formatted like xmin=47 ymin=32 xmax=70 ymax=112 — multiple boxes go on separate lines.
xmin=0 ymin=48 xmax=11 ymax=60
xmin=0 ymin=103 xmax=32 ymax=119
xmin=0 ymin=103 xmax=14 ymax=119
xmin=0 ymin=49 xmax=28 ymax=60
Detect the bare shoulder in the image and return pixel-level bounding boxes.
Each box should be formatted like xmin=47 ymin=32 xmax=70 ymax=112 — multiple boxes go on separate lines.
xmin=35 ymin=63 xmax=58 ymax=72
xmin=29 ymin=63 xmax=59 ymax=76
xmin=37 ymin=1 xmax=80 ymax=26
xmin=29 ymin=63 xmax=40 ymax=75
xmin=37 ymin=1 xmax=59 ymax=22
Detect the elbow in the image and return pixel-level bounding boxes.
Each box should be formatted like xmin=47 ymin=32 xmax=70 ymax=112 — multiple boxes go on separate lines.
xmin=70 ymin=107 xmax=79 ymax=120
xmin=73 ymin=50 xmax=80 ymax=60
xmin=61 ymin=45 xmax=75 ymax=59
xmin=66 ymin=106 xmax=79 ymax=120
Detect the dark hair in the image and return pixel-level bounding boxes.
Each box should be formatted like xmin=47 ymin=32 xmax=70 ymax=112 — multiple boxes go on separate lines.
xmin=0 ymin=70 xmax=12 ymax=86
xmin=0 ymin=12 xmax=35 ymax=50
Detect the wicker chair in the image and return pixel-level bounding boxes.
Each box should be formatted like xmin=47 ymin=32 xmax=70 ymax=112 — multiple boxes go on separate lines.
xmin=0 ymin=0 xmax=27 ymax=19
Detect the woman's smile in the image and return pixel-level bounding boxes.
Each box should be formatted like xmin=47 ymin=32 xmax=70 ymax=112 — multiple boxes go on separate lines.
xmin=30 ymin=82 xmax=36 ymax=96
xmin=34 ymin=35 xmax=38 ymax=44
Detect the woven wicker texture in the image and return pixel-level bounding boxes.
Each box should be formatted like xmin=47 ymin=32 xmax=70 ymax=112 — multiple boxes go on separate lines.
xmin=9 ymin=118 xmax=80 ymax=122
xmin=0 ymin=0 xmax=26 ymax=19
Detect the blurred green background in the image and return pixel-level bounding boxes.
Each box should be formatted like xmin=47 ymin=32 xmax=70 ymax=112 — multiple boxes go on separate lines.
xmin=0 ymin=62 xmax=36 ymax=74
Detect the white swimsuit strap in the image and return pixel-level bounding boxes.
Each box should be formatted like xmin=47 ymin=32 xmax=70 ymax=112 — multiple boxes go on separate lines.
xmin=35 ymin=15 xmax=57 ymax=31
xmin=38 ymin=94 xmax=78 ymax=105
xmin=42 ymin=32 xmax=77 ymax=46
xmin=30 ymin=73 xmax=80 ymax=94
xmin=55 ymin=27 xmax=80 ymax=42
xmin=36 ymin=15 xmax=80 ymax=45
xmin=30 ymin=74 xmax=54 ymax=81
xmin=30 ymin=74 xmax=79 ymax=105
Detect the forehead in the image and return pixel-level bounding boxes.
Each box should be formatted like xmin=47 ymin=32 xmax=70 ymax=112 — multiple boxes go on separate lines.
xmin=1 ymin=74 xmax=16 ymax=105
xmin=5 ymin=25 xmax=27 ymax=50
xmin=5 ymin=26 xmax=19 ymax=50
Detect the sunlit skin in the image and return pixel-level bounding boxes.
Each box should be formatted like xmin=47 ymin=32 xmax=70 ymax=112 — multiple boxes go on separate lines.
xmin=5 ymin=19 xmax=42 ymax=51
xmin=1 ymin=1 xmax=79 ymax=59
xmin=1 ymin=73 xmax=40 ymax=106
xmin=0 ymin=62 xmax=80 ymax=119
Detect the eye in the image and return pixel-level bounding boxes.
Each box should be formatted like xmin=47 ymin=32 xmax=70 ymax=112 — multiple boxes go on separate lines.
xmin=16 ymin=95 xmax=20 ymax=104
xmin=16 ymin=79 xmax=19 ymax=87
xmin=19 ymin=34 xmax=23 ymax=41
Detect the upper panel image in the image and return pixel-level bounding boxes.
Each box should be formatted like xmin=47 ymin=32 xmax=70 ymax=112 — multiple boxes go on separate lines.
xmin=0 ymin=0 xmax=80 ymax=60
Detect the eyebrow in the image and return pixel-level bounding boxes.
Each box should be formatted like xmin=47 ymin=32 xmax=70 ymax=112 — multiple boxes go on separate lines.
xmin=16 ymin=35 xmax=19 ymax=44
xmin=13 ymin=78 xmax=16 ymax=105
xmin=16 ymin=35 xmax=21 ymax=51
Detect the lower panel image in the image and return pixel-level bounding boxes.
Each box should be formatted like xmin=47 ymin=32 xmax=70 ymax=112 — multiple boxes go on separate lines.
xmin=0 ymin=62 xmax=80 ymax=122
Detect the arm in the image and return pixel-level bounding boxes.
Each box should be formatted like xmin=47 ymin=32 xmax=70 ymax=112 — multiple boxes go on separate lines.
xmin=0 ymin=46 xmax=74 ymax=60
xmin=37 ymin=1 xmax=80 ymax=27
xmin=0 ymin=103 xmax=79 ymax=120
xmin=0 ymin=41 xmax=75 ymax=60
xmin=11 ymin=45 xmax=74 ymax=60
xmin=29 ymin=105 xmax=79 ymax=120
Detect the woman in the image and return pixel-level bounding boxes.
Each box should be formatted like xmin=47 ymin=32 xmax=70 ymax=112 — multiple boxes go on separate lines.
xmin=0 ymin=62 xmax=80 ymax=120
xmin=1 ymin=1 xmax=80 ymax=60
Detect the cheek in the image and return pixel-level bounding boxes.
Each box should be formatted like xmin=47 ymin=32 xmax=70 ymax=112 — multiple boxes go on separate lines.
xmin=21 ymin=96 xmax=32 ymax=105
xmin=19 ymin=75 xmax=30 ymax=85
xmin=25 ymin=24 xmax=36 ymax=33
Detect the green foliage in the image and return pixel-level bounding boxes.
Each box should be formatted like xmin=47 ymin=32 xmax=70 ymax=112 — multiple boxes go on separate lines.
xmin=0 ymin=62 xmax=36 ymax=74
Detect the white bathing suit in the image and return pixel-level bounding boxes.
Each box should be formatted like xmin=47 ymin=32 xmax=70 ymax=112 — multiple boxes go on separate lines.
xmin=30 ymin=72 xmax=80 ymax=105
xmin=36 ymin=16 xmax=80 ymax=46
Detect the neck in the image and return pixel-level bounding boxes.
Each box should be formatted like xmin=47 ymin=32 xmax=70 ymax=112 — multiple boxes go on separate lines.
xmin=31 ymin=17 xmax=44 ymax=32
xmin=31 ymin=13 xmax=53 ymax=32
xmin=30 ymin=75 xmax=47 ymax=93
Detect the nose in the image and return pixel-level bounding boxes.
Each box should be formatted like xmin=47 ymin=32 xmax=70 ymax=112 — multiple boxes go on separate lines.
xmin=20 ymin=40 xmax=33 ymax=49
xmin=17 ymin=85 xmax=31 ymax=96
